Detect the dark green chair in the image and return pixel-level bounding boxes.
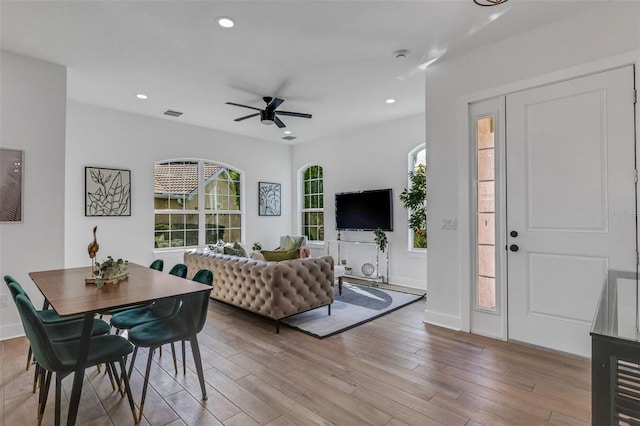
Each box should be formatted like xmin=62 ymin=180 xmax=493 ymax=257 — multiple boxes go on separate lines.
xmin=127 ymin=273 xmax=213 ymax=419
xmin=99 ymin=259 xmax=165 ymax=317
xmin=14 ymin=294 xmax=138 ymax=425
xmin=110 ymin=263 xmax=187 ymax=330
xmin=110 ymin=263 xmax=188 ymax=373
xmin=4 ymin=276 xmax=97 ymax=374
xmin=7 ymin=281 xmax=114 ymax=392
xmin=177 ymin=269 xmax=213 ymax=374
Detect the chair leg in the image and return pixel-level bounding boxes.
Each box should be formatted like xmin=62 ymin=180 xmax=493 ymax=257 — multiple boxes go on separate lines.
xmin=170 ymin=342 xmax=178 ymax=374
xmin=138 ymin=348 xmax=155 ymax=420
xmin=26 ymin=345 xmax=33 ymax=371
xmin=37 ymin=369 xmax=52 ymax=425
xmin=189 ymin=336 xmax=207 ymax=400
xmin=105 ymin=362 xmax=116 ymax=391
xmin=55 ymin=373 xmax=62 ymax=426
xmin=128 ymin=346 xmax=138 ymax=379
xmin=32 ymin=363 xmax=40 ymax=393
xmin=182 ymin=340 xmax=186 ymax=375
xmin=118 ymin=358 xmax=138 ymax=424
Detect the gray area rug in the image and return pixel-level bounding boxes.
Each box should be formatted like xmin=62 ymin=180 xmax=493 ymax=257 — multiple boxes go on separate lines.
xmin=282 ymin=282 xmax=426 ymax=338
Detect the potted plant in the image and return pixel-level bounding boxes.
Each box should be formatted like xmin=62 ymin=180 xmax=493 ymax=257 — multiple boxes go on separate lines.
xmin=399 ymin=164 xmax=427 ymax=248
xmin=251 ymin=242 xmax=262 ymax=252
xmin=373 ymin=228 xmax=388 ymax=253
xmin=90 ymin=256 xmax=129 ymax=288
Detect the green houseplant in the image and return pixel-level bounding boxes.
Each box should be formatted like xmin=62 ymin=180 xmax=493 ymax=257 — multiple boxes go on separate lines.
xmin=373 ymin=228 xmax=388 ymax=253
xmin=399 ymin=164 xmax=427 ymax=248
xmin=92 ymin=256 xmax=129 ymax=288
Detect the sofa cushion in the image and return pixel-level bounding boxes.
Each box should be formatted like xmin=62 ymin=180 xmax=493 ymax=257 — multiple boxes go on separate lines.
xmin=262 ymin=248 xmax=299 ymax=261
xmin=284 ymin=235 xmax=306 ymax=251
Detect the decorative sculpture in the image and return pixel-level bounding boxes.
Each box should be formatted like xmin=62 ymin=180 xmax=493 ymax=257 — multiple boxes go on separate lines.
xmin=88 ymin=226 xmax=99 ymax=272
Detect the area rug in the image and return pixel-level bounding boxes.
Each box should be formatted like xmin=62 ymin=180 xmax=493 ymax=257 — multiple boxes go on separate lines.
xmin=282 ymin=282 xmax=426 ymax=338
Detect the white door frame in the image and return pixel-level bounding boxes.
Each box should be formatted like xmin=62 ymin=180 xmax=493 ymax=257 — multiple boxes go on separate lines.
xmin=457 ymin=50 xmax=640 ymax=336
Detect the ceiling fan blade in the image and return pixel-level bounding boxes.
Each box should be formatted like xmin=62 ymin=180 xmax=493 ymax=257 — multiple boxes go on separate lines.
xmin=267 ymin=97 xmax=285 ymax=110
xmin=234 ymin=112 xmax=260 ymax=122
xmin=276 ymin=110 xmax=312 ymax=119
xmin=274 ymin=116 xmax=286 ymax=128
xmin=226 ymin=102 xmax=262 ymax=112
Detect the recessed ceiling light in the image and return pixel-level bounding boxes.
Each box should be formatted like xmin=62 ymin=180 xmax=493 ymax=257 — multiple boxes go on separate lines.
xmin=386 ymin=99 xmax=396 ymax=104
xmin=284 ymin=130 xmax=292 ymax=134
xmin=136 ymin=94 xmax=148 ymax=100
xmin=217 ymin=17 xmax=235 ymax=28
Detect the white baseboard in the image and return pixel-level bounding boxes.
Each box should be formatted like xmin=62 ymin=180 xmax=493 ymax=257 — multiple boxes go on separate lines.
xmin=424 ymin=309 xmax=462 ymax=331
xmin=0 ymin=322 xmax=25 ymax=341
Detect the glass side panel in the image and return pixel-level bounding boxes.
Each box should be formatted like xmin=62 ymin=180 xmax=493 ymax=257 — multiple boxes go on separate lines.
xmin=301 ymin=165 xmax=324 ymax=241
xmin=476 ymin=116 xmax=496 ymax=311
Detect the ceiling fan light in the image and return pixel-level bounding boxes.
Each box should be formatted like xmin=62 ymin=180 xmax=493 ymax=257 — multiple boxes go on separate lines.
xmin=260 ymin=110 xmax=275 ymax=125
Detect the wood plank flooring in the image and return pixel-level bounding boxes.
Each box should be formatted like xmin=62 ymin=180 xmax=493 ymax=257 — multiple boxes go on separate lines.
xmin=1 ymin=299 xmax=592 ymax=425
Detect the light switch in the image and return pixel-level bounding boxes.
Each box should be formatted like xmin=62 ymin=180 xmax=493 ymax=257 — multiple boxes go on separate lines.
xmin=440 ymin=218 xmax=457 ymax=230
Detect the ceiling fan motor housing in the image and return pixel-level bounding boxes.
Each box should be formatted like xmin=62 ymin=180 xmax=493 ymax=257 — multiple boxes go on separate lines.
xmin=260 ymin=109 xmax=275 ymax=125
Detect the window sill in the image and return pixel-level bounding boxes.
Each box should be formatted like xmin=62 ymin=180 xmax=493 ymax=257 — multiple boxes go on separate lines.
xmin=407 ymin=249 xmax=427 ymax=258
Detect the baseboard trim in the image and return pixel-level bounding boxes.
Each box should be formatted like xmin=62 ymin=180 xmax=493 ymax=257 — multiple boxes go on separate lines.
xmin=424 ymin=309 xmax=462 ymax=331
xmin=0 ymin=323 xmax=25 ymax=341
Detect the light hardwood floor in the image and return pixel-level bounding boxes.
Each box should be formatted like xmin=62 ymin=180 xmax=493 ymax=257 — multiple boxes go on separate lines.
xmin=1 ymin=299 xmax=591 ymax=425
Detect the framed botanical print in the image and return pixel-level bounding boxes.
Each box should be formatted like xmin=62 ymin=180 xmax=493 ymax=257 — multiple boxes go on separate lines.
xmin=258 ymin=182 xmax=281 ymax=216
xmin=85 ymin=166 xmax=131 ymax=216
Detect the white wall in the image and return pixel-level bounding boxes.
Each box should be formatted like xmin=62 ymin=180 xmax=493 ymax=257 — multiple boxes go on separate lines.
xmin=425 ymin=3 xmax=640 ymax=330
xmin=65 ymin=101 xmax=293 ymax=271
xmin=292 ymin=113 xmax=427 ymax=289
xmin=0 ymin=51 xmax=67 ymax=340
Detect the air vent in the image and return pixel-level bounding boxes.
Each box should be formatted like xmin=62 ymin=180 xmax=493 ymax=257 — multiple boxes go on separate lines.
xmin=282 ymin=136 xmax=297 ymax=141
xmin=164 ymin=110 xmax=183 ymax=117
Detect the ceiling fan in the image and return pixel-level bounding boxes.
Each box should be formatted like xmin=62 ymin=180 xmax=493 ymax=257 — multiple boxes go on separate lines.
xmin=226 ymin=97 xmax=312 ymax=128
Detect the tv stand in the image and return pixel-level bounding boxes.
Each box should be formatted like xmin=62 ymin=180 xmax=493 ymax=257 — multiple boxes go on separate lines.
xmin=328 ymin=240 xmax=389 ymax=285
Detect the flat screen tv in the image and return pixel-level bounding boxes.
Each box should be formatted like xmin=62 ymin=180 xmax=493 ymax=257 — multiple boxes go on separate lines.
xmin=335 ymin=189 xmax=393 ymax=231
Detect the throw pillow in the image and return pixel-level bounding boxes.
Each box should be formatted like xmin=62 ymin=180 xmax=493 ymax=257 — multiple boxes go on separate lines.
xmin=284 ymin=235 xmax=305 ymax=251
xmin=299 ymin=245 xmax=311 ymax=258
xmin=223 ymin=245 xmax=246 ymax=257
xmin=261 ymin=248 xmax=299 ymax=262
xmin=233 ymin=242 xmax=248 ymax=258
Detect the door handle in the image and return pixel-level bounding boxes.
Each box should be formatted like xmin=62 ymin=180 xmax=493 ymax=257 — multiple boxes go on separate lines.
xmin=509 ymin=244 xmax=519 ymax=252
xmin=510 ymin=231 xmax=518 ymax=238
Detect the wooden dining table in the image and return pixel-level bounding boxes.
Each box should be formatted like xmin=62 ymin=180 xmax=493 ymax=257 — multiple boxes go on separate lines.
xmin=29 ymin=262 xmax=212 ymax=426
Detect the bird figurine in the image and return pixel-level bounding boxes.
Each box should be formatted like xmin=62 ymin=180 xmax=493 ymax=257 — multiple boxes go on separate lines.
xmin=88 ymin=226 xmax=99 ymax=271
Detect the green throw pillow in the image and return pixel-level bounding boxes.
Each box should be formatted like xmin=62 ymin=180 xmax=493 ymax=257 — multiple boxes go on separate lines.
xmin=233 ymin=242 xmax=248 ymax=257
xmin=224 ymin=245 xmax=246 ymax=257
xmin=261 ymin=248 xmax=299 ymax=262
xmin=284 ymin=235 xmax=305 ymax=251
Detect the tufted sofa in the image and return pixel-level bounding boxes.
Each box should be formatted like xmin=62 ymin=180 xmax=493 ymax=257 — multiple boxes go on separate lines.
xmin=184 ymin=250 xmax=335 ymax=331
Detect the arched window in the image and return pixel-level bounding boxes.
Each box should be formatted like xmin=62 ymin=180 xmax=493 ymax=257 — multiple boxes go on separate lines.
xmin=404 ymin=145 xmax=426 ymax=250
xmin=154 ymin=160 xmax=242 ymax=248
xmin=301 ymin=165 xmax=324 ymax=241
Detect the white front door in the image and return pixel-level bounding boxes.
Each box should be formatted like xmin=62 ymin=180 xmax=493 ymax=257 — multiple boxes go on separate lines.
xmin=506 ymin=66 xmax=636 ymax=357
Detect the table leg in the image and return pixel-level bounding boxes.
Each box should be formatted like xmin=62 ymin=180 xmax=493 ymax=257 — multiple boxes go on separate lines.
xmin=338 ymin=277 xmax=343 ymax=295
xmin=66 ymin=313 xmax=94 ymax=426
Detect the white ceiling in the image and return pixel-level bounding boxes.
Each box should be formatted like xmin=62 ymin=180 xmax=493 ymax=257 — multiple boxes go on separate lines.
xmin=0 ymin=1 xmax=604 ymax=144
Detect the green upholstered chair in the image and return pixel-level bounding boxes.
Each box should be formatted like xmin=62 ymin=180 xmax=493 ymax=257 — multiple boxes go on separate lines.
xmin=99 ymin=259 xmax=165 ymax=318
xmin=177 ymin=269 xmax=213 ymax=374
xmin=7 ymin=281 xmax=114 ymax=392
xmin=4 ymin=276 xmax=96 ymax=372
xmin=149 ymin=259 xmax=164 ymax=271
xmin=14 ymin=294 xmax=138 ymax=425
xmin=110 ymin=263 xmax=188 ymax=373
xmin=126 ymin=272 xmax=212 ymax=419
xmin=110 ymin=263 xmax=187 ymax=330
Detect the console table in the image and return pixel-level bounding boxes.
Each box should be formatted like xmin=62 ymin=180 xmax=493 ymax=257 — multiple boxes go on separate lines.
xmin=327 ymin=240 xmax=389 ymax=285
xmin=591 ymin=269 xmax=640 ymax=424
